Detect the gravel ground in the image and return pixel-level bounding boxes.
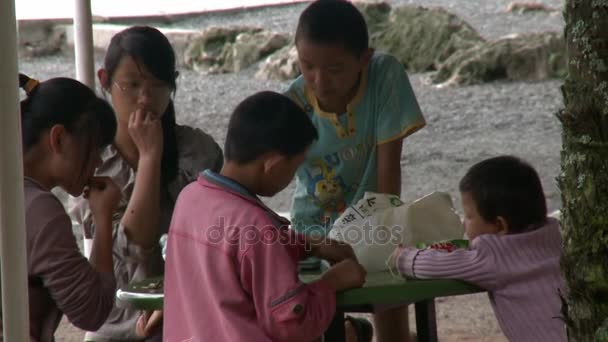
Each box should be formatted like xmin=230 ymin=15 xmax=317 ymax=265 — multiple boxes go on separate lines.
xmin=138 ymin=0 xmax=564 ymax=40
xmin=22 ymin=0 xmax=565 ymax=340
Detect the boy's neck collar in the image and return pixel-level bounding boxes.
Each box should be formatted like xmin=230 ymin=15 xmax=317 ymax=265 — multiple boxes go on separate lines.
xmin=204 ymin=168 xmax=258 ymax=199
xmin=201 ymin=169 xmax=290 ymax=226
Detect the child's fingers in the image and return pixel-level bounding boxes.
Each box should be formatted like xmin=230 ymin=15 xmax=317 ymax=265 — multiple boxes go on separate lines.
xmin=129 ymin=109 xmax=138 ymax=126
xmin=136 ymin=310 xmax=157 ymax=337
xmin=131 ymin=108 xmax=147 ymax=126
xmin=145 ymin=111 xmax=159 ymax=122
xmin=135 ymin=313 xmax=146 ymax=337
xmin=132 ymin=110 xmax=160 ymax=131
xmin=144 ymin=310 xmax=163 ymax=334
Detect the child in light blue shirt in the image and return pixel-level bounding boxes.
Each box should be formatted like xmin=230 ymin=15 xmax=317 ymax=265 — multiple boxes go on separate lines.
xmin=286 ymin=1 xmax=425 ymax=236
xmin=286 ymin=1 xmax=426 ymax=341
xmin=287 ymin=53 xmax=425 ymax=234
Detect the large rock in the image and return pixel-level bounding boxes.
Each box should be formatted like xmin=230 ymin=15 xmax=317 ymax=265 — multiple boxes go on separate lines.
xmin=256 ymin=45 xmax=299 ymax=81
xmin=228 ymin=31 xmax=290 ymax=72
xmin=18 ymin=21 xmax=66 ymax=57
xmin=431 ymin=32 xmax=566 ymax=86
xmin=256 ymin=3 xmax=483 ymax=81
xmin=354 ymin=1 xmax=392 ymax=36
xmin=184 ymin=27 xmax=257 ymax=73
xmin=184 ymin=26 xmax=289 ymax=74
xmin=69 ymin=24 xmax=200 ymax=68
xmin=505 ymin=2 xmax=557 ymax=14
xmin=256 ymin=1 xmax=393 ymax=82
xmin=370 ymin=5 xmax=484 ymax=72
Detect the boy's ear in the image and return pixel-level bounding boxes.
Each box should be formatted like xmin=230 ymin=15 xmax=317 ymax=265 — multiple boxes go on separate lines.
xmin=48 ymin=124 xmax=66 ymax=154
xmin=495 ymin=216 xmax=509 ymax=235
xmin=98 ymin=68 xmax=110 ymax=91
xmin=262 ymin=152 xmax=285 ymax=174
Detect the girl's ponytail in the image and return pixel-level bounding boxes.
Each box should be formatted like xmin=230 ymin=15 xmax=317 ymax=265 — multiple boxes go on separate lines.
xmin=18 ymin=73 xmax=40 ymax=96
xmin=18 ymin=76 xmax=116 ymax=153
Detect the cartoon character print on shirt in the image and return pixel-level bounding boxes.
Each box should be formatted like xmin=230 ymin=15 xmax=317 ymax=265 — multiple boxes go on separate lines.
xmin=305 ymin=159 xmax=348 ymax=223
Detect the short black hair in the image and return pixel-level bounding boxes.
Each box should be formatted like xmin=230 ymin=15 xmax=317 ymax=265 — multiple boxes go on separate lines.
xmin=459 ymin=155 xmax=547 ymax=234
xmin=295 ymin=0 xmax=369 ymax=56
xmin=224 ymin=91 xmax=318 ymax=164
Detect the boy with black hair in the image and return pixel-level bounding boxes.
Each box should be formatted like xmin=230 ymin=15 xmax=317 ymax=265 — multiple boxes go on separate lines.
xmin=163 ymin=91 xmax=367 ymax=342
xmin=288 ymin=0 xmax=425 ymax=233
xmin=394 ymin=155 xmax=566 ymax=341
xmin=286 ymin=0 xmax=426 ymax=340
xmin=458 ymin=155 xmax=548 ymax=234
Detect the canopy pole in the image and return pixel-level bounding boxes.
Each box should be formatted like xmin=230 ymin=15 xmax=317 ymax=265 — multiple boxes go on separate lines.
xmin=74 ymin=0 xmax=95 ymax=89
xmin=0 ymin=0 xmax=30 ymax=340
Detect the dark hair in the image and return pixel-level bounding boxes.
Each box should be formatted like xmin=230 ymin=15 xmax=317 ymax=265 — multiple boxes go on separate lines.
xmin=19 ymin=73 xmax=116 ymax=156
xmin=459 ymin=155 xmax=547 ymax=234
xmin=103 ymin=25 xmax=179 ymax=186
xmin=224 ymin=91 xmax=318 ymax=164
xmin=295 ymin=0 xmax=369 ymax=56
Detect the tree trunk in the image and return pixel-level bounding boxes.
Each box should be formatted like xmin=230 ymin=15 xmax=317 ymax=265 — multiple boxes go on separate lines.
xmin=559 ymin=1 xmax=608 ymax=340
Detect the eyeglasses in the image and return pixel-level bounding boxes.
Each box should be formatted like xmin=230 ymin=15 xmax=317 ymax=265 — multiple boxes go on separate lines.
xmin=112 ymin=80 xmax=172 ymax=98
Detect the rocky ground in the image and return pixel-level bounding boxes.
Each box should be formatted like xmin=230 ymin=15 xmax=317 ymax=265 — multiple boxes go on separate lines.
xmin=17 ymin=0 xmax=564 ymax=340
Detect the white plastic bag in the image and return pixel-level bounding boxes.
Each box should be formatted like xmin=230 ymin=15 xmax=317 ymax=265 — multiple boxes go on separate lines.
xmin=401 ymin=192 xmax=465 ymax=246
xmin=328 ymin=191 xmax=464 ymax=272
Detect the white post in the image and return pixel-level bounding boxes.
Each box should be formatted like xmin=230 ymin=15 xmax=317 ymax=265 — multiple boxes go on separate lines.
xmin=74 ymin=0 xmax=95 ymax=89
xmin=0 ymin=0 xmax=30 ymax=340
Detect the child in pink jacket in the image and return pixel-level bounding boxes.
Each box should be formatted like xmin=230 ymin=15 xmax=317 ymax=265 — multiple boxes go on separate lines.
xmin=163 ymin=91 xmax=367 ymax=342
xmin=393 ymin=156 xmax=567 ymax=341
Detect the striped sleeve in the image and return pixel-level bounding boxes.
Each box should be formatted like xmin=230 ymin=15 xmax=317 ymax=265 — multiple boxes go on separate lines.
xmin=396 ymin=243 xmax=499 ymax=290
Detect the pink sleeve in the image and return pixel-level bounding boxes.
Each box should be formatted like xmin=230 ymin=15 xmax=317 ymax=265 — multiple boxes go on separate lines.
xmin=288 ymin=229 xmax=308 ymax=260
xmin=239 ymin=223 xmax=335 ymax=342
xmin=396 ymin=244 xmax=499 ymax=290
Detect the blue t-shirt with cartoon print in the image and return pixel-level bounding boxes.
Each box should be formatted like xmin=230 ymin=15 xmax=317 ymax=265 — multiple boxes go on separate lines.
xmin=286 ymin=53 xmax=426 ymax=235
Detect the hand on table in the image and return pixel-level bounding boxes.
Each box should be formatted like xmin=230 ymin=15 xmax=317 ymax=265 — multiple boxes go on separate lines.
xmin=320 ymin=259 xmax=367 ymax=292
xmin=308 ymin=236 xmax=357 ymax=264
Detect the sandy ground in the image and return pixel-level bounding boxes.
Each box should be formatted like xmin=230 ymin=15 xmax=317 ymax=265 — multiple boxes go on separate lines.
xmin=20 ymin=0 xmax=565 ymax=340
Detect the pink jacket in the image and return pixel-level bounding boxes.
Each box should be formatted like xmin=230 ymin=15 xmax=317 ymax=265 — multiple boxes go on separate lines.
xmin=163 ymin=171 xmax=336 ymax=342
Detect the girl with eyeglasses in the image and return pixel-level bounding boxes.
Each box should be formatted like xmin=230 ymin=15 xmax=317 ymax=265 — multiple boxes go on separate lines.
xmin=70 ymin=26 xmax=223 ymax=341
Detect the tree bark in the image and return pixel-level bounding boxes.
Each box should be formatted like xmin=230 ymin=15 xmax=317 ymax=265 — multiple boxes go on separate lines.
xmin=559 ymin=0 xmax=608 ymax=340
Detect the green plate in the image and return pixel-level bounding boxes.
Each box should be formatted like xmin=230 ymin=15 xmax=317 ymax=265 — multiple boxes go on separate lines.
xmin=415 ymin=239 xmax=469 ymax=249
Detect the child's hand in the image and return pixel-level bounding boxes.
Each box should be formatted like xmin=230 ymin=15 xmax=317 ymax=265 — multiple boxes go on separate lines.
xmin=84 ymin=176 xmax=121 ymax=221
xmin=312 ymin=238 xmax=357 ymax=264
xmin=128 ymin=108 xmax=163 ymax=160
xmin=136 ymin=310 xmax=163 ymax=338
xmin=320 ymin=259 xmax=366 ymax=292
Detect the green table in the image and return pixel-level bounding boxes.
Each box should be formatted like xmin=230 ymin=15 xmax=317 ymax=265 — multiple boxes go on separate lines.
xmin=117 ymin=272 xmax=483 ymax=342
xmin=116 ymin=277 xmax=163 ymax=311
xmin=300 ymin=270 xmax=482 ymax=342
